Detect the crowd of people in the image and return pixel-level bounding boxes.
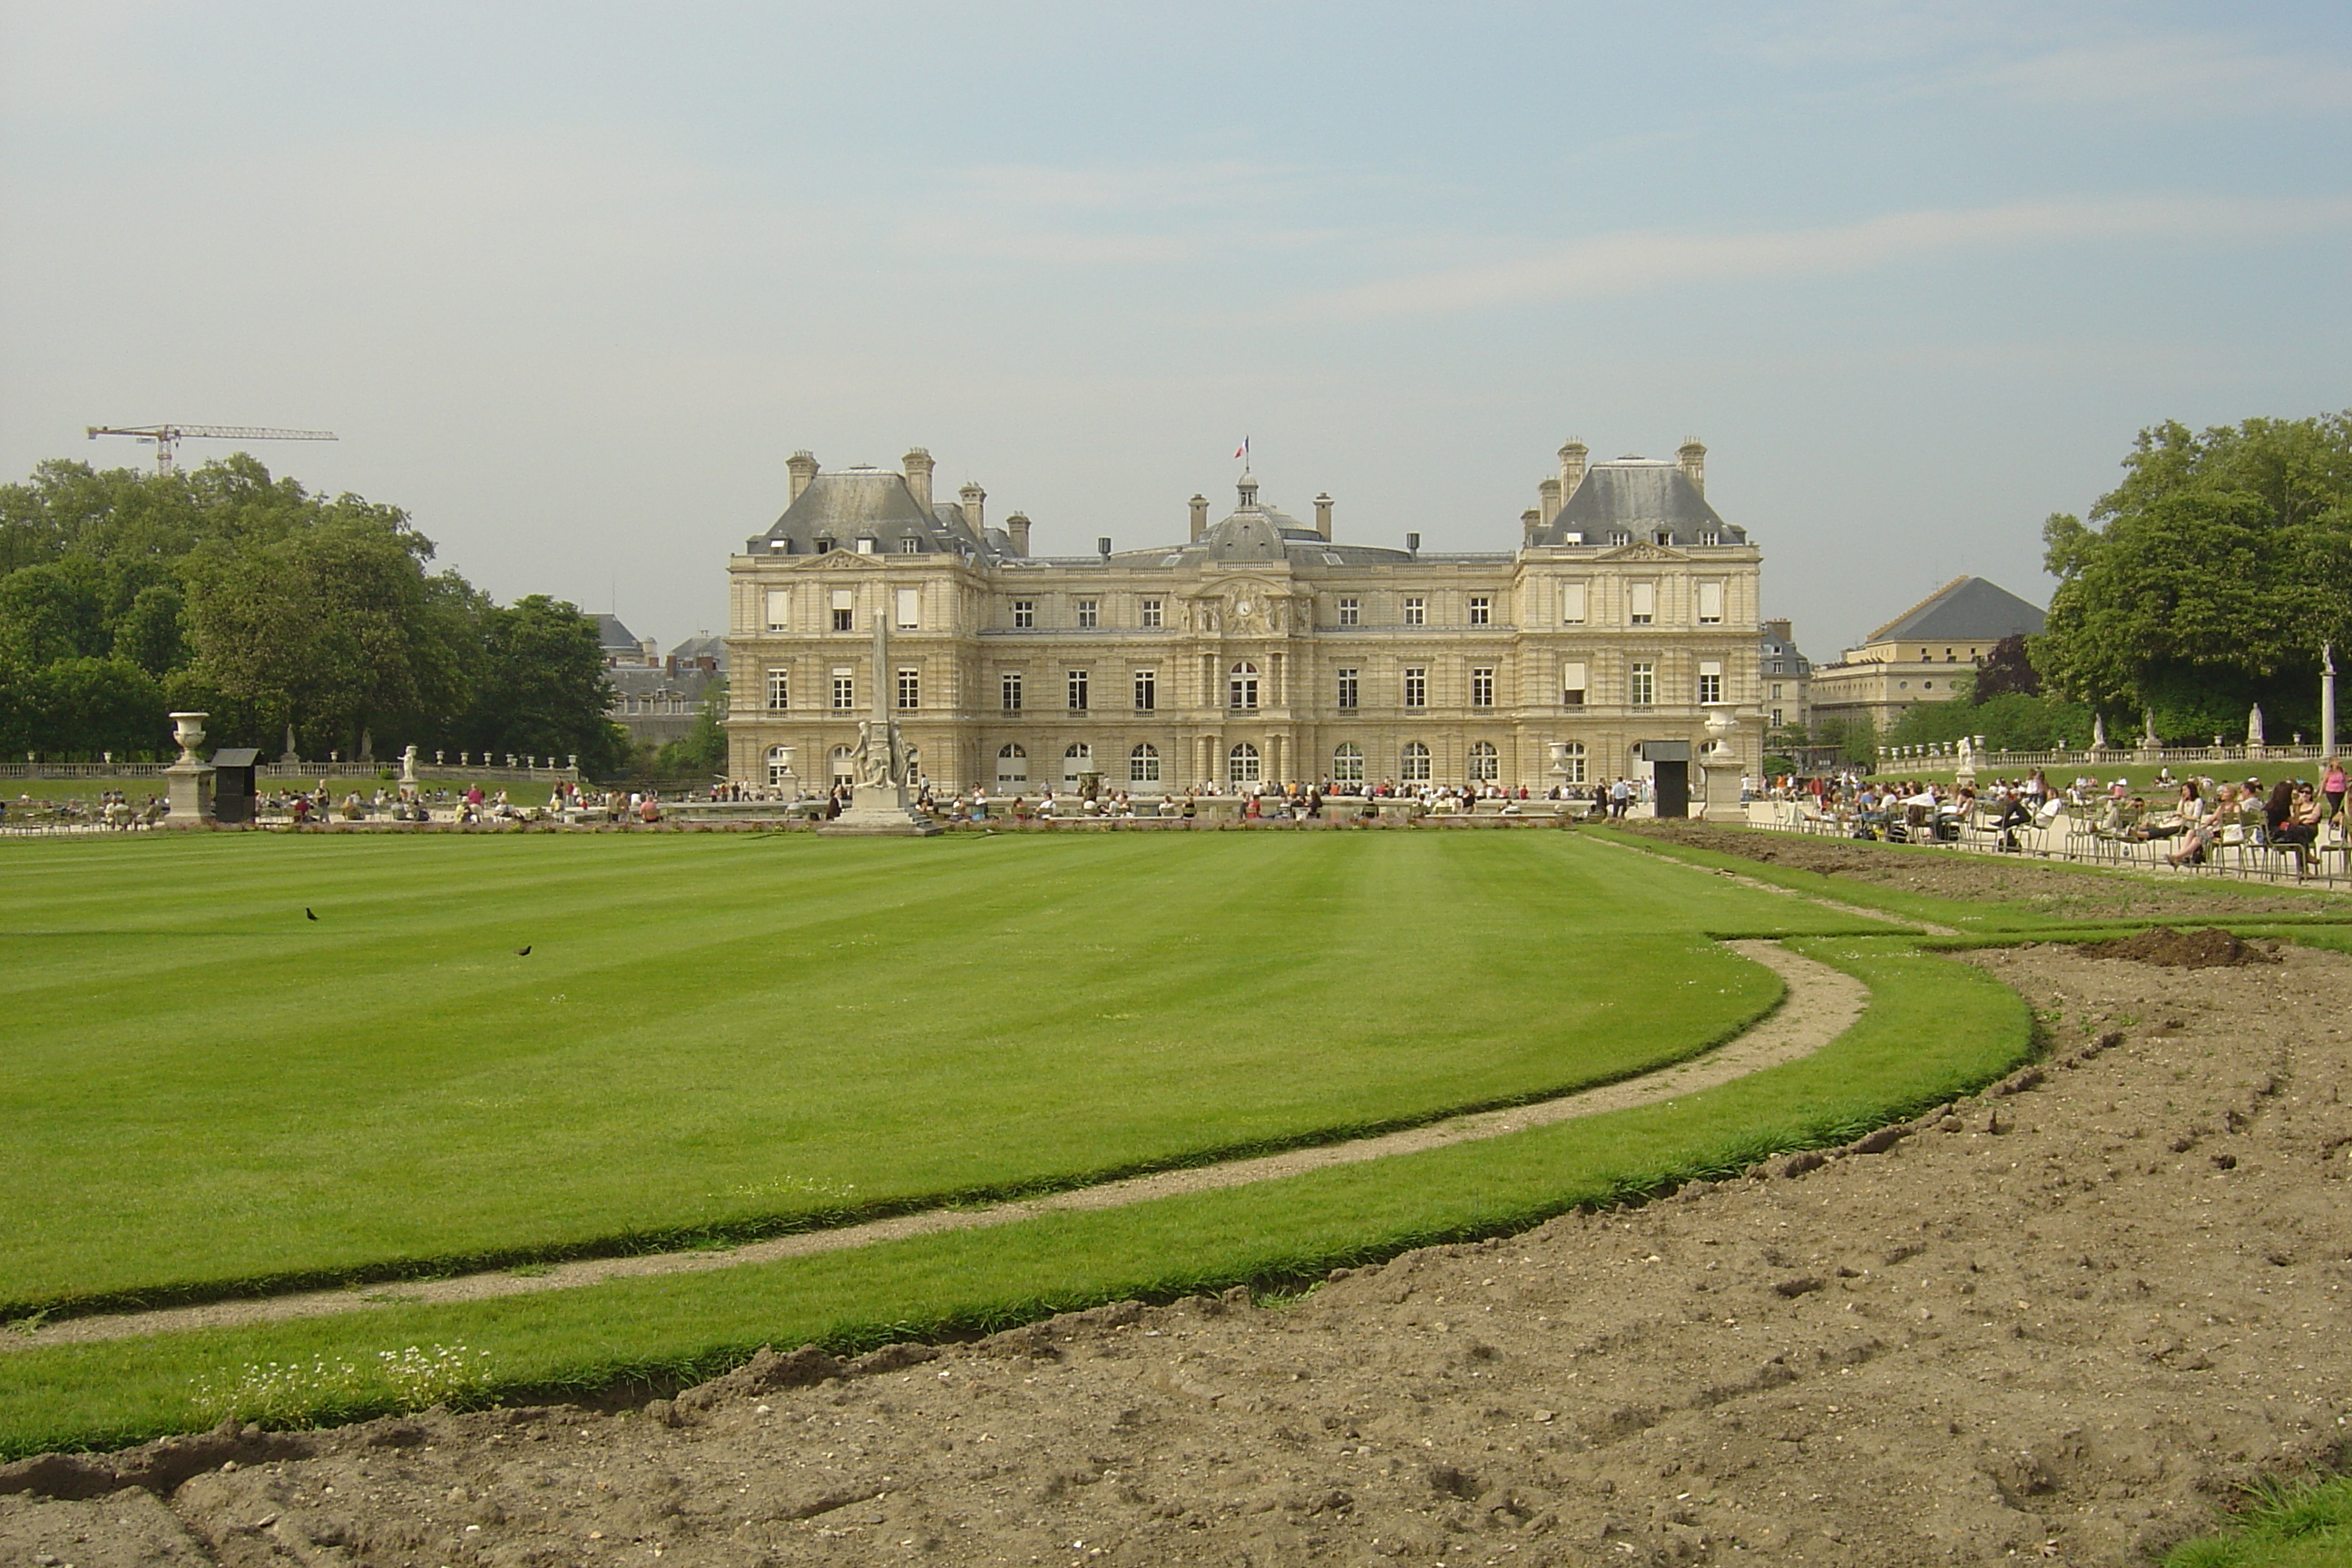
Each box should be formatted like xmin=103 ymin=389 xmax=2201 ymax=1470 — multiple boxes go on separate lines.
xmin=1760 ymin=759 xmax=2347 ymax=875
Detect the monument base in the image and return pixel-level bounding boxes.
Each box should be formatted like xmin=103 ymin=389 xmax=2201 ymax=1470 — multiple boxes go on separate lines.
xmin=163 ymin=761 xmax=217 ymax=828
xmin=1698 ymin=767 xmax=1742 ymax=821
xmin=817 ymin=784 xmax=941 ymax=837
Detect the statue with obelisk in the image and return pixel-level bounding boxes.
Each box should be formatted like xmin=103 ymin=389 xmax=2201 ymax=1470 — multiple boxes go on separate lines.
xmin=817 ymin=606 xmax=941 ymax=836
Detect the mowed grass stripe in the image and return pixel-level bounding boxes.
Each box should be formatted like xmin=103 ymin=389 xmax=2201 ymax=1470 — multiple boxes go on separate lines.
xmin=1 ymin=832 xmax=1861 ymax=1313
xmin=0 ymin=935 xmax=2034 ymax=1460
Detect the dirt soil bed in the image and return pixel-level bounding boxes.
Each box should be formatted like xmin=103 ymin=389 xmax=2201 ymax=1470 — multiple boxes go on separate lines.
xmin=1623 ymin=819 xmax=2347 ymax=920
xmin=9 ymin=943 xmax=2352 ymax=1566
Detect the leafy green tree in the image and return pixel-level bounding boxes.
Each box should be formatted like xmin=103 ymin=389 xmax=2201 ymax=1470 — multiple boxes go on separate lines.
xmin=2036 ymin=413 xmax=2352 ymax=740
xmin=1971 ymin=634 xmax=2040 ymax=701
xmin=460 ymin=595 xmax=626 ymax=775
xmin=111 ymin=583 xmax=185 ymax=675
xmin=655 ymin=677 xmax=730 ymax=777
xmin=0 ymin=562 xmax=108 ymax=666
xmin=24 ymin=657 xmax=164 ymax=757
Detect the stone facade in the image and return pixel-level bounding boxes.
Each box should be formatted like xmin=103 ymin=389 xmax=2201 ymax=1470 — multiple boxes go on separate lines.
xmin=723 ymin=443 xmax=1764 ymax=794
xmin=1808 ymin=576 xmax=2044 ymax=732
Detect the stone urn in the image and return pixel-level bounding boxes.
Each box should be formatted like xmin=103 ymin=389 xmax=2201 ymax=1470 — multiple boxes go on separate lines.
xmin=170 ymin=711 xmax=208 ymax=764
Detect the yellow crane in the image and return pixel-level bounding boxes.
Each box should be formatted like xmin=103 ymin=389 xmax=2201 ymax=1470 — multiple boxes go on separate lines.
xmin=85 ymin=423 xmax=338 ymax=475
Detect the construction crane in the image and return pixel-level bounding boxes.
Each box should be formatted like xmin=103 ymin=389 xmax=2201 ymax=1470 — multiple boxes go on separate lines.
xmin=84 ymin=424 xmax=338 ymax=475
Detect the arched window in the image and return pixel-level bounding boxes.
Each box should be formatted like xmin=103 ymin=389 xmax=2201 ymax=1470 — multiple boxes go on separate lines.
xmin=1228 ymin=742 xmax=1261 ymax=785
xmin=1063 ymin=742 xmax=1092 ymax=784
xmin=1331 ymin=742 xmax=1365 ymax=784
xmin=1468 ymin=740 xmax=1499 ymax=782
xmin=1553 ymin=740 xmax=1587 ymax=785
xmin=1400 ymin=741 xmax=1431 ymax=783
xmin=829 ymin=745 xmax=856 ymax=782
xmin=996 ymin=742 xmax=1028 ymax=785
xmin=1129 ymin=743 xmax=1161 ymax=784
xmin=1228 ymin=662 xmax=1259 ymax=710
xmin=766 ymin=745 xmax=793 ymax=787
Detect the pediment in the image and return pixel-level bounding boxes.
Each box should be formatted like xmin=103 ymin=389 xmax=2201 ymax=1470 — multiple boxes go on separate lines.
xmin=814 ymin=551 xmax=886 ymax=569
xmin=1592 ymin=542 xmax=1690 ymax=564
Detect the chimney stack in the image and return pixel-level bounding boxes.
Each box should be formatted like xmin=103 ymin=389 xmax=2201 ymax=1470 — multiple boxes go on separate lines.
xmin=1313 ymin=493 xmax=1333 ymax=540
xmin=902 ymin=448 xmax=935 ymax=510
xmin=1005 ymin=510 xmax=1031 ymax=557
xmin=1189 ymin=493 xmax=1210 ymax=542
xmin=1538 ymin=476 xmax=1562 ymax=524
xmin=1521 ymin=507 xmax=1542 ymax=542
xmin=959 ymin=481 xmax=986 ymax=537
xmin=1557 ymin=440 xmax=1588 ymax=506
xmin=1677 ymin=438 xmax=1707 ymax=494
xmin=787 ymin=449 xmax=819 ymax=502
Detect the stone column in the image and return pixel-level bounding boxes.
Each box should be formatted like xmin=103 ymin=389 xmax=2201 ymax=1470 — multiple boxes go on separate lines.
xmin=163 ymin=712 xmax=216 ymax=828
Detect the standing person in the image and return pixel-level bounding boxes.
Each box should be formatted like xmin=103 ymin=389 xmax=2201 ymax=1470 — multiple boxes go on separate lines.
xmin=2324 ymin=756 xmax=2347 ymax=826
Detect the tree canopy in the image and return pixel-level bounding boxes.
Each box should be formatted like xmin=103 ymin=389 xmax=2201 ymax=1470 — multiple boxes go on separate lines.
xmin=2036 ymin=413 xmax=2352 ymax=741
xmin=0 ymin=456 xmax=626 ymax=772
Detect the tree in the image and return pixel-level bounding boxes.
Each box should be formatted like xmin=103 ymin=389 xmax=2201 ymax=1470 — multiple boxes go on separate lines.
xmin=1971 ymin=634 xmax=2039 ymax=701
xmin=2035 ymin=414 xmax=2352 ymax=740
xmin=656 ymin=677 xmax=729 ymax=777
xmin=459 ymin=595 xmax=626 ymax=774
xmin=25 ymin=657 xmax=164 ymax=757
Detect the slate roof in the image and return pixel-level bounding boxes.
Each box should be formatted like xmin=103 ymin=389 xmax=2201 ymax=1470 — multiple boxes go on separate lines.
xmin=1527 ymin=458 xmax=1747 ymax=548
xmin=1102 ymin=475 xmax=1414 ymax=569
xmin=1864 ymin=577 xmax=2045 ymax=643
xmin=669 ymin=632 xmax=728 ymax=669
xmin=594 ymin=613 xmax=642 ymax=653
xmin=747 ymin=466 xmax=990 ymax=559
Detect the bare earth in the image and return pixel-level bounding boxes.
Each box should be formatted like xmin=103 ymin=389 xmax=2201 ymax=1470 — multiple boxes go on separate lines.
xmin=8 ymin=937 xmax=2352 ymax=1565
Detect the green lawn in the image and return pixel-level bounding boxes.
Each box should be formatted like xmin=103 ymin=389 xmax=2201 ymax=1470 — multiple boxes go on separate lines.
xmin=2 ymin=830 xmax=1886 ymax=1316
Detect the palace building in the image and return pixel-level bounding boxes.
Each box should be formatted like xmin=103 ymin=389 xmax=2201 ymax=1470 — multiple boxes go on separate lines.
xmin=723 ymin=441 xmax=1764 ymax=796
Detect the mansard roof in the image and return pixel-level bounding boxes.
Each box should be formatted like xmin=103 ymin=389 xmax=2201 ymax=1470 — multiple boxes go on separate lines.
xmin=750 ymin=466 xmax=989 ymax=558
xmin=1864 ymin=576 xmax=2044 ymax=644
xmin=1099 ymin=475 xmax=1413 ymax=569
xmin=1527 ymin=458 xmax=1745 ymax=547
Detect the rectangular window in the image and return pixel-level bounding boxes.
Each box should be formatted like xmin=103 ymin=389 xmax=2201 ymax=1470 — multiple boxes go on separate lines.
xmin=831 ymin=587 xmax=854 ymax=632
xmin=1404 ymin=667 xmax=1426 ymax=709
xmin=1562 ymin=660 xmax=1587 ymax=708
xmin=1337 ymin=668 xmax=1358 ymax=710
xmin=766 ymin=669 xmax=789 ymax=710
xmin=900 ymin=535 xmax=922 ymax=554
xmin=832 ymin=671 xmax=856 ymax=710
xmin=1067 ymin=670 xmax=1089 ymax=711
xmin=1141 ymin=598 xmax=1161 ymax=628
xmin=1133 ymin=670 xmax=1155 ymax=710
xmin=1698 ymin=659 xmax=1723 ymax=706
xmin=1697 ymin=581 xmax=1724 ymax=623
xmin=897 ymin=667 xmax=920 ymax=710
xmin=896 ymin=587 xmax=919 ymax=630
xmin=1076 ymin=599 xmax=1098 ymax=629
xmin=1630 ymin=662 xmax=1654 ymax=707
xmin=1013 ymin=600 xmax=1034 ymax=629
xmin=1699 ymin=530 xmax=1720 ymax=547
xmin=1001 ymin=671 xmax=1023 ymax=712
xmin=1338 ymin=596 xmax=1360 ymax=627
xmin=1471 ymin=667 xmax=1494 ymax=707
xmin=1771 ymin=707 xmax=1784 ymax=727
xmin=1403 ymin=596 xmax=1426 ymax=626
xmin=763 ymin=589 xmax=789 ymax=632
xmin=1629 ymin=583 xmax=1655 ymax=625
xmin=1561 ymin=582 xmax=1587 ymax=623
xmin=1468 ymin=596 xmax=1491 ymax=626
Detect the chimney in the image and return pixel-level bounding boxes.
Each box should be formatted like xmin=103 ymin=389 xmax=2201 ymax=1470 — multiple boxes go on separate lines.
xmin=1005 ymin=510 xmax=1031 ymax=557
xmin=1097 ymin=535 xmax=1112 ymax=560
xmin=1189 ymin=493 xmax=1210 ymax=542
xmin=787 ymin=449 xmax=819 ymax=502
xmin=1521 ymin=507 xmax=1542 ymax=542
xmin=959 ymin=481 xmax=986 ymax=536
xmin=1677 ymin=437 xmax=1707 ymax=494
xmin=1557 ymin=439 xmax=1588 ymax=505
xmin=1313 ymin=493 xmax=1333 ymax=540
xmin=1406 ymin=532 xmax=1420 ymax=557
xmin=902 ymin=448 xmax=935 ymax=510
xmin=1538 ymin=476 xmax=1563 ymax=524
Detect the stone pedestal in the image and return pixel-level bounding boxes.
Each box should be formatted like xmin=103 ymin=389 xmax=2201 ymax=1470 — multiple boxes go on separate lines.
xmin=817 ymin=783 xmax=940 ymax=837
xmin=1699 ymin=764 xmax=1743 ymax=820
xmin=163 ymin=760 xmax=216 ymax=828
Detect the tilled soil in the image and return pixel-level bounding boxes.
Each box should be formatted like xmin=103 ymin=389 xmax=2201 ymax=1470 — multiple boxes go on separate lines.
xmin=1626 ymin=819 xmax=2347 ymax=921
xmin=8 ymin=942 xmax=2352 ymax=1567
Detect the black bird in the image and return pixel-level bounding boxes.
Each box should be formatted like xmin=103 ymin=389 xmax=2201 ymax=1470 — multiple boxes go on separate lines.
xmin=305 ymin=907 xmax=318 ymax=921
xmin=514 ymin=946 xmax=532 ymax=956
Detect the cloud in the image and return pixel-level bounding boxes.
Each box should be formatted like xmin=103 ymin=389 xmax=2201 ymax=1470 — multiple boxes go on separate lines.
xmin=1978 ymin=32 xmax=2352 ymax=115
xmin=1305 ymin=192 xmax=2352 ymax=318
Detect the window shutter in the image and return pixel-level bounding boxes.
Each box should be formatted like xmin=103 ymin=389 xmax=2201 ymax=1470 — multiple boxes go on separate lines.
xmin=1697 ymin=581 xmax=1723 ymax=622
xmin=1699 ymin=660 xmax=1723 ymax=677
xmin=830 ymin=588 xmax=854 ymax=612
xmin=1562 ymin=660 xmax=1588 ymax=691
xmin=763 ymin=589 xmax=789 ymax=630
xmin=1629 ymin=582 xmax=1656 ymax=620
xmin=895 ymin=588 xmax=919 ymax=629
xmin=1561 ymin=582 xmax=1587 ymax=623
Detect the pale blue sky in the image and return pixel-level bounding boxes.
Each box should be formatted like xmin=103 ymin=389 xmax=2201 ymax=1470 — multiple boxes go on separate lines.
xmin=3 ymin=2 xmax=2347 ymax=657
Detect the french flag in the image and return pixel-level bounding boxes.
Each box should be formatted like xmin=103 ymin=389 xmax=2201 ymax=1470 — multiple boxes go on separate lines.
xmin=1233 ymin=436 xmax=1250 ymax=461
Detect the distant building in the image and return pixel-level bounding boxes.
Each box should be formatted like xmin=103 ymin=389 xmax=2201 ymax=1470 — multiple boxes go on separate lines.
xmin=601 ymin=618 xmax=727 ymax=751
xmin=721 ymin=441 xmax=1767 ymax=796
xmin=1758 ymin=619 xmax=1813 ymax=735
xmin=1807 ymin=576 xmax=2045 ymax=731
